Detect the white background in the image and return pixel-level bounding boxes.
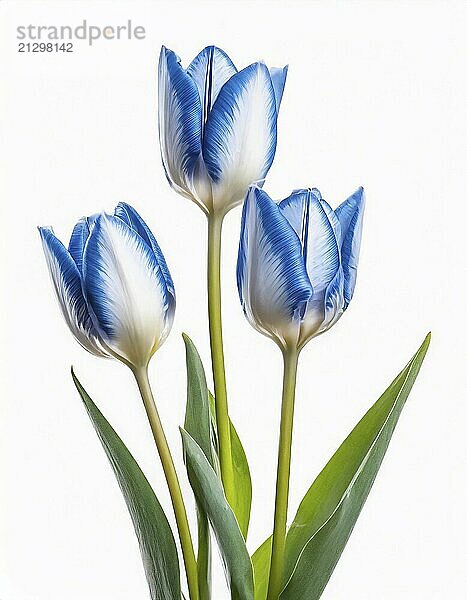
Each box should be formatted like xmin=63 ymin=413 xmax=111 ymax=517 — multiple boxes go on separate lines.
xmin=1 ymin=1 xmax=466 ymax=599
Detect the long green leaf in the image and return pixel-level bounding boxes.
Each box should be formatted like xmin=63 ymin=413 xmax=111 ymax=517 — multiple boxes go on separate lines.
xmin=252 ymin=536 xmax=272 ymax=600
xmin=180 ymin=428 xmax=254 ymax=600
xmin=230 ymin=418 xmax=253 ymax=539
xmin=184 ymin=334 xmax=215 ymax=468
xmin=208 ymin=393 xmax=252 ymax=539
xmin=280 ymin=333 xmax=431 ymax=599
xmin=72 ymin=369 xmax=181 ymax=600
xmin=183 ymin=334 xmax=214 ymax=600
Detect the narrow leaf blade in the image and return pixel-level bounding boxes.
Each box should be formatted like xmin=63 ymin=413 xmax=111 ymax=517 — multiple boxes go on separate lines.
xmin=180 ymin=428 xmax=254 ymax=600
xmin=183 ymin=333 xmax=214 ymax=600
xmin=280 ymin=333 xmax=431 ymax=599
xmin=252 ymin=536 xmax=272 ymax=600
xmin=209 ymin=393 xmax=252 ymax=538
xmin=72 ymin=369 xmax=181 ymax=600
xmin=230 ymin=419 xmax=253 ymax=539
xmin=183 ymin=333 xmax=214 ymax=467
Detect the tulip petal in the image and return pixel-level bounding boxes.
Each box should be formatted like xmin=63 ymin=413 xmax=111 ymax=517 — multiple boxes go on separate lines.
xmin=269 ymin=65 xmax=288 ymax=110
xmin=316 ymin=191 xmax=342 ymax=245
xmin=187 ymin=46 xmax=237 ymax=129
xmin=158 ymin=46 xmax=203 ymax=200
xmin=322 ymin=266 xmax=345 ymax=329
xmin=279 ymin=190 xmax=340 ymax=300
xmin=298 ymin=265 xmax=345 ymax=346
xmin=114 ymin=203 xmax=176 ymax=305
xmin=277 ymin=188 xmax=313 ymax=239
xmin=39 ymin=227 xmax=107 ymax=357
xmin=83 ymin=215 xmax=173 ymax=367
xmin=68 ymin=215 xmax=99 ymax=272
xmin=237 ymin=187 xmax=312 ymax=348
xmin=335 ymin=187 xmax=365 ymax=307
xmin=203 ymin=62 xmax=277 ymax=211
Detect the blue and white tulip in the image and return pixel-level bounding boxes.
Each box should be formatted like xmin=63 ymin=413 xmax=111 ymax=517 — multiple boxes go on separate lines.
xmin=39 ymin=203 xmax=175 ymax=369
xmin=158 ymin=45 xmax=287 ymax=216
xmin=237 ymin=186 xmax=365 ymax=350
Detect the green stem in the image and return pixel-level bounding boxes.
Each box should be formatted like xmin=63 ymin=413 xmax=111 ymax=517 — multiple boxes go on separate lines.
xmin=267 ymin=348 xmax=300 ymax=600
xmin=207 ymin=213 xmax=235 ymax=507
xmin=132 ymin=366 xmax=199 ymax=600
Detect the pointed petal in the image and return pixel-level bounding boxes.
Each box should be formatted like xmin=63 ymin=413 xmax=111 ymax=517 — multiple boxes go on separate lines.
xmin=335 ymin=187 xmax=365 ymax=307
xmin=320 ymin=202 xmax=342 ymax=244
xmin=82 ymin=215 xmax=174 ymax=368
xmin=334 ymin=187 xmax=365 ymax=239
xmin=187 ymin=46 xmax=237 ymax=129
xmin=278 ymin=188 xmax=314 ymax=240
xmin=279 ymin=190 xmax=340 ymax=300
xmin=269 ymin=65 xmax=288 ymax=110
xmin=68 ymin=215 xmax=99 ymax=272
xmin=39 ymin=227 xmax=107 ymax=357
xmin=158 ymin=46 xmax=203 ymax=200
xmin=237 ymin=187 xmax=312 ymax=348
xmin=306 ymin=198 xmax=340 ymax=300
xmin=203 ymin=62 xmax=277 ymax=211
xmin=68 ymin=218 xmax=90 ymax=272
xmin=114 ymin=203 xmax=176 ymax=306
xmin=316 ymin=191 xmax=342 ymax=245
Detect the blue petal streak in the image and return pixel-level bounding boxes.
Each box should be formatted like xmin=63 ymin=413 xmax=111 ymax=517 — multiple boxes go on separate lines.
xmin=158 ymin=46 xmax=203 ymax=201
xmin=186 ymin=46 xmax=237 ymax=133
xmin=279 ymin=189 xmax=340 ymax=301
xmin=269 ymin=65 xmax=288 ymax=110
xmin=114 ymin=202 xmax=175 ymax=305
xmin=203 ymin=62 xmax=277 ymax=211
xmin=335 ymin=187 xmax=365 ymax=307
xmin=82 ymin=215 xmax=174 ymax=367
xmin=68 ymin=215 xmax=99 ymax=272
xmin=39 ymin=226 xmax=107 ymax=357
xmin=237 ymin=187 xmax=312 ymax=348
xmin=322 ymin=265 xmax=345 ymax=330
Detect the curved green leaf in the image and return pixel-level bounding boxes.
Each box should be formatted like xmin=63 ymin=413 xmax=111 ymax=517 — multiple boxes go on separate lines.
xmin=183 ymin=334 xmax=214 ymax=600
xmin=180 ymin=428 xmax=254 ymax=600
xmin=184 ymin=334 xmax=215 ymax=468
xmin=252 ymin=536 xmax=272 ymax=600
xmin=72 ymin=369 xmax=181 ymax=600
xmin=208 ymin=393 xmax=252 ymax=539
xmin=230 ymin=418 xmax=253 ymax=539
xmin=280 ymin=333 xmax=431 ymax=599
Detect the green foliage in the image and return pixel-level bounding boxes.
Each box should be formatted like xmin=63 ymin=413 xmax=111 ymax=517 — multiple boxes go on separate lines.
xmin=181 ymin=428 xmax=254 ymax=600
xmin=183 ymin=334 xmax=214 ymax=600
xmin=183 ymin=333 xmax=254 ymax=599
xmin=208 ymin=392 xmax=252 ymax=539
xmin=250 ymin=334 xmax=430 ymax=600
xmin=280 ymin=333 xmax=431 ymax=599
xmin=72 ymin=369 xmax=182 ymax=600
xmin=252 ymin=536 xmax=272 ymax=600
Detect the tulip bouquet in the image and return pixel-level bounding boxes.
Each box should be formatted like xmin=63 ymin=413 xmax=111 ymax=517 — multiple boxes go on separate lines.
xmin=39 ymin=46 xmax=430 ymax=600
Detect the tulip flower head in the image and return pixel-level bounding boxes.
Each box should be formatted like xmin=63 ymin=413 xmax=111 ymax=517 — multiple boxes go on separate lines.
xmin=237 ymin=186 xmax=365 ymax=351
xmin=158 ymin=45 xmax=288 ymax=217
xmin=39 ymin=203 xmax=175 ymax=369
